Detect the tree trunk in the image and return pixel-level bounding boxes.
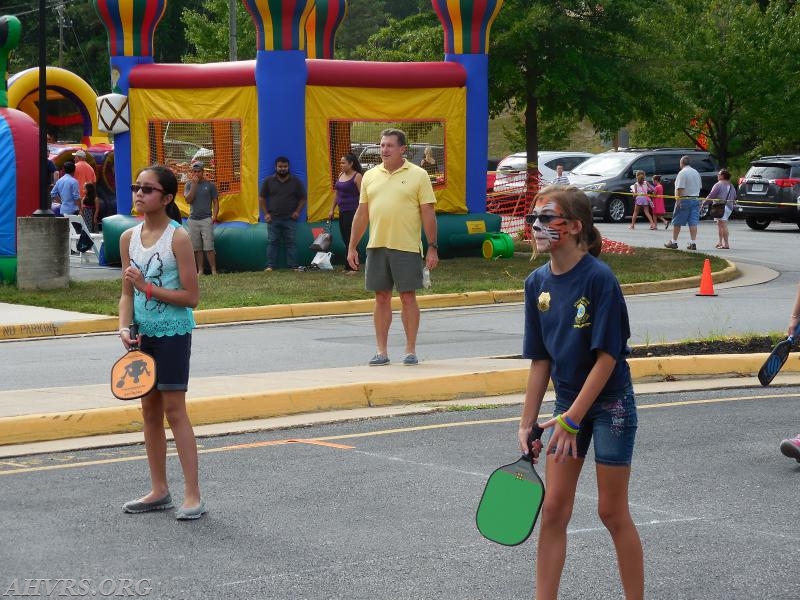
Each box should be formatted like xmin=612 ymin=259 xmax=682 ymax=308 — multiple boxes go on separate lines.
xmin=525 ymin=93 xmax=539 ymax=200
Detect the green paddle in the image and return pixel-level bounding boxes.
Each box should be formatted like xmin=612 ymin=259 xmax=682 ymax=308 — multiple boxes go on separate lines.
xmin=476 ymin=426 xmax=545 ymax=546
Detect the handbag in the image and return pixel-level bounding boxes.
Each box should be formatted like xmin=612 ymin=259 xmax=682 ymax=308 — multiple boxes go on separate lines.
xmin=707 ymin=186 xmax=735 ymax=219
xmin=309 ymin=221 xmax=332 ymax=252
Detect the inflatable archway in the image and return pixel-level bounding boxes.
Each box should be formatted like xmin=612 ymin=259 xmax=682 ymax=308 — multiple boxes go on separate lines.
xmin=8 ymin=66 xmax=106 ymax=146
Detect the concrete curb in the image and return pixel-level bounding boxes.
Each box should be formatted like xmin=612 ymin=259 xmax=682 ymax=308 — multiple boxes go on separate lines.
xmin=1 ymin=351 xmax=794 ymax=447
xmin=0 ymin=261 xmax=735 ymax=341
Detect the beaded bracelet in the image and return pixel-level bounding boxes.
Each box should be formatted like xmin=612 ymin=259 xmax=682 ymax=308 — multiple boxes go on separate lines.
xmin=556 ymin=414 xmax=580 ymax=435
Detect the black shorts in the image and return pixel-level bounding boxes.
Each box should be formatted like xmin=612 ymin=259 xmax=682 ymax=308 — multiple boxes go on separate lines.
xmin=140 ymin=333 xmax=192 ymax=392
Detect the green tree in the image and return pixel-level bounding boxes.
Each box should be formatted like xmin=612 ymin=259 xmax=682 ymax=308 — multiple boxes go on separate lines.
xmin=488 ymin=0 xmax=658 ymax=180
xmin=351 ymin=11 xmax=442 ymax=62
xmin=182 ymin=0 xmax=255 ymax=63
xmin=633 ymin=0 xmax=800 ymax=168
xmin=335 ymin=0 xmax=388 ymax=59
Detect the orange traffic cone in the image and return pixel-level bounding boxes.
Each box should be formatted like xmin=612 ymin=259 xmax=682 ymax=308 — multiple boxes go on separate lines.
xmin=696 ymin=258 xmax=717 ymax=296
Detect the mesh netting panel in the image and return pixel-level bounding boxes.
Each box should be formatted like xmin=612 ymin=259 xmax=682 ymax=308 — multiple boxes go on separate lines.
xmin=147 ymin=120 xmax=242 ymax=194
xmin=329 ymin=120 xmax=446 ymax=189
xmin=487 ymin=171 xmax=542 ymax=239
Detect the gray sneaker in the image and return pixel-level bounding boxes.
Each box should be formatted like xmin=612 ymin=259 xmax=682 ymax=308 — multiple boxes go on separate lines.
xmin=402 ymin=353 xmax=419 ymax=366
xmin=369 ymin=354 xmax=390 ymax=366
xmin=664 ymin=241 xmax=678 ymax=249
xmin=687 ymin=243 xmax=697 ymax=250
xmin=123 ymin=493 xmax=173 ymax=514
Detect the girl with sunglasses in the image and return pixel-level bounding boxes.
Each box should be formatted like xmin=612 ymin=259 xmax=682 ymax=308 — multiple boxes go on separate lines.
xmin=519 ymin=185 xmax=643 ymax=599
xmin=118 ymin=165 xmax=205 ymax=520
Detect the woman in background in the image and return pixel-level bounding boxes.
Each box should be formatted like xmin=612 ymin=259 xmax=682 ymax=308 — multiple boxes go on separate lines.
xmin=329 ymin=153 xmax=363 ymax=274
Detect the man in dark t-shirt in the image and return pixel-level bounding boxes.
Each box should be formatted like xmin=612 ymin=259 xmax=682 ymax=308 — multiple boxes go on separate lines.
xmin=259 ymin=156 xmax=306 ymax=271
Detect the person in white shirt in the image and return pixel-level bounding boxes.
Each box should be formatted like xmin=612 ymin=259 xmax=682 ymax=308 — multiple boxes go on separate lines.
xmin=551 ymin=164 xmax=570 ymax=185
xmin=664 ymin=156 xmax=703 ymax=250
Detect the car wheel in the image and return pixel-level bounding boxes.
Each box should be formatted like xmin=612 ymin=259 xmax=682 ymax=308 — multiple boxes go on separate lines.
xmin=604 ymin=196 xmax=626 ymax=223
xmin=745 ymin=216 xmax=770 ymax=230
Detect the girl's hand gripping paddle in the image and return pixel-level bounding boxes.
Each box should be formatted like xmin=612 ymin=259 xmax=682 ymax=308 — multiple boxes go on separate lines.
xmin=111 ymin=324 xmax=156 ymax=400
xmin=758 ymin=324 xmax=800 ymax=386
xmin=476 ymin=426 xmax=545 ymax=546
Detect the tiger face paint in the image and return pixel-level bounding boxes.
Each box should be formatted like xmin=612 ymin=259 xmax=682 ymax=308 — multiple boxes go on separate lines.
xmin=530 ymin=200 xmax=572 ymax=253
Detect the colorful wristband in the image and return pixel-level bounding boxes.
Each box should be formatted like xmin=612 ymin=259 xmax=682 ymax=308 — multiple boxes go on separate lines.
xmin=146 ymin=282 xmax=153 ymax=301
xmin=563 ymin=415 xmax=581 ymax=431
xmin=556 ymin=415 xmax=579 ymax=435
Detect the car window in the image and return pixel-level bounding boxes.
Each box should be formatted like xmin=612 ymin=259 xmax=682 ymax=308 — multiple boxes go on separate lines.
xmin=572 ymin=153 xmax=632 ymax=176
xmin=746 ymin=165 xmax=791 ymax=179
xmin=693 ymin=156 xmax=717 ymax=172
xmin=655 ymin=155 xmax=681 ymax=175
xmin=561 ymin=156 xmax=590 ymax=171
xmin=498 ymin=156 xmax=528 ymax=171
xmin=631 ymin=157 xmax=656 ymax=176
xmin=790 ymin=166 xmax=800 ymax=178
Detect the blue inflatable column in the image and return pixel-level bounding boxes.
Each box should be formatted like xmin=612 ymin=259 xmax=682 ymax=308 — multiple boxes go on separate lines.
xmin=107 ymin=56 xmax=152 ymax=216
xmin=243 ymin=0 xmax=314 ymax=221
xmin=92 ymin=0 xmax=167 ymax=216
xmin=446 ymin=53 xmax=488 ymax=214
xmin=255 ymin=50 xmax=308 ymax=220
xmin=433 ymin=0 xmax=504 ymax=214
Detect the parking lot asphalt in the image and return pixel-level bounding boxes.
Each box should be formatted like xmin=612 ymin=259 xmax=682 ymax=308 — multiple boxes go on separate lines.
xmin=2 ymin=257 xmax=793 ymax=455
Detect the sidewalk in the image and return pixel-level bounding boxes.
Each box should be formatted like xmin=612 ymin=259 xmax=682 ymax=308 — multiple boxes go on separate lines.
xmin=0 ymin=258 xmax=788 ymax=455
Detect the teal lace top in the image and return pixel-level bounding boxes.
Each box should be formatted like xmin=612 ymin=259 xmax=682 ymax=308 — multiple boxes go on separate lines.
xmin=129 ymin=221 xmax=195 ymax=337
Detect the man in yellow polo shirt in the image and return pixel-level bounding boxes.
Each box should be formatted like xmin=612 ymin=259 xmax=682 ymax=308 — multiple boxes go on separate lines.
xmin=347 ymin=128 xmax=439 ymax=366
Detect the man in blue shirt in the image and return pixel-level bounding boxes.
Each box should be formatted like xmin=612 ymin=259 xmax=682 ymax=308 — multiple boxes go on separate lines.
xmin=50 ymin=161 xmax=80 ymax=216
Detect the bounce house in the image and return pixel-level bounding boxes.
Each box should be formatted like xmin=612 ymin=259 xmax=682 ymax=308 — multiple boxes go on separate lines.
xmin=6 ymin=66 xmax=117 ymax=216
xmin=90 ymin=0 xmax=506 ymax=270
xmin=0 ymin=16 xmax=38 ymax=284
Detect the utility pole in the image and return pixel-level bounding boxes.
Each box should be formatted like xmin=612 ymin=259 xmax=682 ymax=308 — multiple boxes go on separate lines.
xmin=229 ymin=0 xmax=237 ymax=61
xmin=54 ymin=2 xmax=69 ymax=68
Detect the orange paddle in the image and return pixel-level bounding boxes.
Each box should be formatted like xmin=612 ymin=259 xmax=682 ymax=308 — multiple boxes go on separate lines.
xmin=111 ymin=324 xmax=156 ymax=400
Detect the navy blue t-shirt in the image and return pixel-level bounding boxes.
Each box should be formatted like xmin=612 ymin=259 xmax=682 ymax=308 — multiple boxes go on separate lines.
xmin=522 ymin=254 xmax=631 ymax=403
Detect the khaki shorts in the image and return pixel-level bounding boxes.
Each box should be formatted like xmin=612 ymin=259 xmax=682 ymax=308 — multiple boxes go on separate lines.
xmin=365 ymin=248 xmax=423 ymax=292
xmin=188 ymin=217 xmax=214 ymax=251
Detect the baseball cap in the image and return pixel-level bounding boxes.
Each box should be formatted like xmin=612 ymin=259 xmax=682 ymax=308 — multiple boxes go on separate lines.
xmin=74 ymin=149 xmax=86 ymax=158
xmin=192 ymin=162 xmax=204 ymax=170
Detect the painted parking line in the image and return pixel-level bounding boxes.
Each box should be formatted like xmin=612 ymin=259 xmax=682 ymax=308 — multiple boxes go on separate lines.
xmin=1 ymin=391 xmax=797 ymax=476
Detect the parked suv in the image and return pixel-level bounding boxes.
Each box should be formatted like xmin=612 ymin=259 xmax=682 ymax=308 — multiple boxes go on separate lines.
xmin=569 ymin=148 xmax=719 ymax=222
xmin=735 ymin=156 xmax=800 ymax=230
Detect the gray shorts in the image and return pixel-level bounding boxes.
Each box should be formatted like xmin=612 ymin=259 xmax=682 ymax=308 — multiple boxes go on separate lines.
xmin=365 ymin=248 xmax=423 ymax=292
xmin=188 ymin=217 xmax=214 ymax=251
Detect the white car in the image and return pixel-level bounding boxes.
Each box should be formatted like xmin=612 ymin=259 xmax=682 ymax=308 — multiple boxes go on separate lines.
xmin=492 ymin=151 xmax=594 ymax=194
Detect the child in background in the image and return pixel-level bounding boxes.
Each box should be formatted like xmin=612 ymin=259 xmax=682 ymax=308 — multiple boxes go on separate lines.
xmin=81 ymin=182 xmax=100 ymax=233
xmin=519 ymin=185 xmax=644 ymax=599
xmin=629 ymin=170 xmax=656 ymax=229
xmin=651 ymin=175 xmax=670 ymax=229
xmin=118 ymin=164 xmax=205 ymax=520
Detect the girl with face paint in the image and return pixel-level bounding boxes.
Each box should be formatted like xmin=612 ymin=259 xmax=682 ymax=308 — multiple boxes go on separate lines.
xmin=518 ymin=185 xmax=644 ymax=599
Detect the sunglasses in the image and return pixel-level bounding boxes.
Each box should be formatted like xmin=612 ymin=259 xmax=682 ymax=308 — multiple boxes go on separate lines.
xmin=131 ymin=184 xmax=165 ymax=195
xmin=525 ymin=212 xmax=569 ymax=225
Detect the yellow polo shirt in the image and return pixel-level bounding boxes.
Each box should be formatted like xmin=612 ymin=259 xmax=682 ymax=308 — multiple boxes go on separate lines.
xmin=360 ymin=160 xmax=436 ymax=253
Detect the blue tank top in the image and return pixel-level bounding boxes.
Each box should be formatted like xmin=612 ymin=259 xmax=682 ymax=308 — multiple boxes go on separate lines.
xmin=335 ymin=175 xmax=360 ymax=212
xmin=129 ymin=221 xmax=195 ymax=337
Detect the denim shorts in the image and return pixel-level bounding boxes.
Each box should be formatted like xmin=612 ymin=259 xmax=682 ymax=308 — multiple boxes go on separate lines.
xmin=140 ymin=333 xmax=192 ymax=392
xmin=671 ymin=198 xmax=700 ymax=227
xmin=553 ymin=385 xmax=638 ymax=466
